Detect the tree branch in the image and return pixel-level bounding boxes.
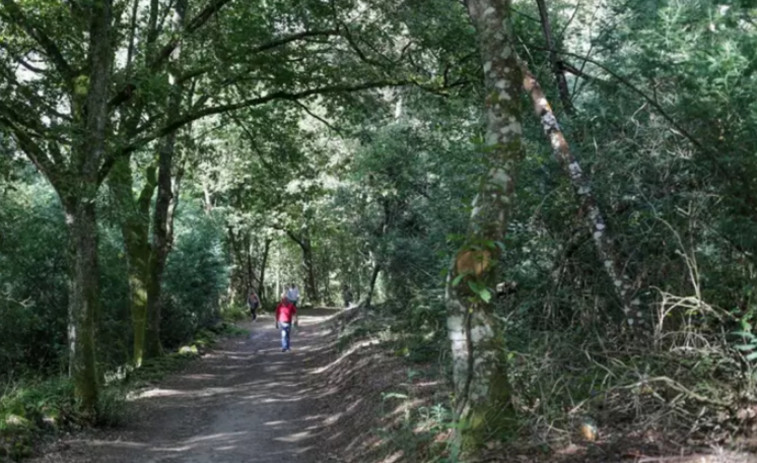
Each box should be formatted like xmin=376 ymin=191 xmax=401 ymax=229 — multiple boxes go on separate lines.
xmin=534 ymin=47 xmax=731 ymax=180
xmin=0 ymin=114 xmax=61 ymax=185
xmin=292 ymin=100 xmax=343 ymax=135
xmin=175 ymin=29 xmax=341 ymax=86
xmin=0 ymin=0 xmax=74 ymax=83
xmin=109 ymin=0 xmax=235 ymax=109
xmin=126 ymin=80 xmax=407 ymax=152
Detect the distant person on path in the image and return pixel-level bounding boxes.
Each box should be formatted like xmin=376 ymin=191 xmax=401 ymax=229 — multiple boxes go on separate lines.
xmin=275 ymin=297 xmax=298 ymax=352
xmin=285 ymin=283 xmax=300 ymax=307
xmin=247 ymin=289 xmax=260 ymax=321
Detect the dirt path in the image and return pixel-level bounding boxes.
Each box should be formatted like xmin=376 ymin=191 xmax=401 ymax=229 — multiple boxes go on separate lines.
xmin=30 ymin=308 xmax=340 ymax=463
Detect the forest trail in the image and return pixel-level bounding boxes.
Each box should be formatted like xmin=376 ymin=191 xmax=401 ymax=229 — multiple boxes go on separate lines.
xmin=30 ymin=308 xmax=341 ymax=463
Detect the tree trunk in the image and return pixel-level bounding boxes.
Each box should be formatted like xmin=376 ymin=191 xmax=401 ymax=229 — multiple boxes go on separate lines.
xmin=226 ymin=227 xmax=248 ymax=305
xmin=447 ymin=0 xmax=524 ymax=451
xmin=61 ymin=0 xmax=114 ymax=418
xmin=245 ymin=232 xmax=254 ymax=292
xmin=365 ymin=261 xmax=381 ymax=308
xmin=521 ymin=66 xmax=641 ymax=325
xmin=62 ymin=196 xmax=100 ymax=419
xmin=286 ymin=229 xmax=320 ymax=304
xmin=301 ymin=236 xmax=319 ymax=304
xmin=145 ymin=0 xmax=187 ymax=358
xmin=535 ymin=0 xmax=574 ymax=114
xmin=258 ymin=238 xmax=271 ymax=305
xmin=108 ymin=158 xmax=156 ymax=367
xmin=145 ymin=135 xmax=176 ymax=358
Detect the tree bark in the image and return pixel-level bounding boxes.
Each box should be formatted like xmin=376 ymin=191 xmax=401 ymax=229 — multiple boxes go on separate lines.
xmin=521 ymin=66 xmax=641 ymax=325
xmin=62 ymin=196 xmax=100 ymax=419
xmin=301 ymin=236 xmax=318 ymax=304
xmin=145 ymin=0 xmax=187 ymax=359
xmin=535 ymin=0 xmax=574 ymax=114
xmin=365 ymin=260 xmax=381 ymax=308
xmin=65 ymin=0 xmax=114 ymax=417
xmin=447 ymin=0 xmax=524 ymax=451
xmin=245 ymin=232 xmax=255 ymax=292
xmin=108 ymin=158 xmax=156 ymax=367
xmin=227 ymin=227 xmax=246 ymax=305
xmin=258 ymin=238 xmax=271 ymax=305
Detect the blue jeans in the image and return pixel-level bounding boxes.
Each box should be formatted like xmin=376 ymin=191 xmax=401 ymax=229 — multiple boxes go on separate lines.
xmin=279 ymin=322 xmax=292 ymax=350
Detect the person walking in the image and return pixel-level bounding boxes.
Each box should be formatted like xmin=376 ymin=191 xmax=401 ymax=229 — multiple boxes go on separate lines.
xmin=275 ymin=296 xmax=298 ymax=352
xmin=285 ymin=283 xmax=300 ymax=308
xmin=247 ymin=289 xmax=260 ymax=321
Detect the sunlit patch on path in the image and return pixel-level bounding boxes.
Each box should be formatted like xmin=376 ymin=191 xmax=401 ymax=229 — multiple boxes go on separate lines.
xmin=29 ymin=308 xmax=343 ymax=463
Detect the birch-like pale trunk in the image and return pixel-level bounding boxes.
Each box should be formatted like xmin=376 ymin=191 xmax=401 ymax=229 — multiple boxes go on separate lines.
xmin=522 ymin=66 xmax=642 ymax=325
xmin=446 ymin=0 xmax=524 ymax=450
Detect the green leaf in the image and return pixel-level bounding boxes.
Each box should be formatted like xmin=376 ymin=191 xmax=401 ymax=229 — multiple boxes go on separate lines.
xmin=732 ymin=331 xmax=756 ymax=340
xmin=452 ymin=273 xmax=465 ymax=287
xmin=734 ymin=344 xmax=755 ymax=351
xmin=745 ymin=351 xmax=757 ymax=361
xmin=479 ymin=288 xmax=492 ymax=303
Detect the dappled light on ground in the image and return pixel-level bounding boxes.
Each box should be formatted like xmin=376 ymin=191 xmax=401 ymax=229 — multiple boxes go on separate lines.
xmin=29 ymin=309 xmax=348 ymax=463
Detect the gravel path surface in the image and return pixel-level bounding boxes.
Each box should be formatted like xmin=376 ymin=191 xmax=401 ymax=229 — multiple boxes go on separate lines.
xmin=29 ymin=309 xmax=339 ymax=463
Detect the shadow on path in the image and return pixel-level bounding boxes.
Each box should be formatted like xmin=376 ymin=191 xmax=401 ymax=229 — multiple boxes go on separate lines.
xmin=30 ymin=308 xmax=343 ymax=463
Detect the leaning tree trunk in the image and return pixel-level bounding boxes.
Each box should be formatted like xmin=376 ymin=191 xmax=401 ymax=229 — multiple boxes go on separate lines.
xmin=535 ymin=0 xmax=574 ymax=114
xmin=447 ymin=0 xmax=525 ymax=451
xmin=521 ymin=67 xmax=641 ymax=325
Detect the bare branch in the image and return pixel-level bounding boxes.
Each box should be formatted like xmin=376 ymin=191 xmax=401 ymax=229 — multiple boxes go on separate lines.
xmin=292 ymin=100 xmax=343 ymax=135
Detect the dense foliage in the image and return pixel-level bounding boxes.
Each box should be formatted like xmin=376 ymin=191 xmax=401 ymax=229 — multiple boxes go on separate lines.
xmin=1 ymin=0 xmax=757 ymax=460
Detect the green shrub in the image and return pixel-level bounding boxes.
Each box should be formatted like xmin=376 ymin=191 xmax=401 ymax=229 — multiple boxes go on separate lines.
xmin=0 ymin=377 xmax=78 ymax=460
xmin=161 ymin=204 xmax=228 ymax=349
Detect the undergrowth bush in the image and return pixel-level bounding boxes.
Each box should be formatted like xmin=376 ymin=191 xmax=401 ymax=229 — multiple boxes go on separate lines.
xmin=0 ymin=377 xmax=129 ymax=460
xmin=334 ymin=302 xmax=456 ymax=462
xmin=161 ymin=206 xmax=228 ymax=350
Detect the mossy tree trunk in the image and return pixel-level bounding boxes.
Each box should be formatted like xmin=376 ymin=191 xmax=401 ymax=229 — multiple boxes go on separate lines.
xmin=63 ymin=0 xmax=114 ymax=418
xmin=2 ymin=0 xmax=114 ymax=416
xmin=145 ymin=0 xmax=187 ymax=359
xmin=62 ymin=192 xmax=100 ymax=419
xmin=446 ymin=0 xmax=524 ymax=451
xmin=108 ymin=158 xmax=156 ymax=367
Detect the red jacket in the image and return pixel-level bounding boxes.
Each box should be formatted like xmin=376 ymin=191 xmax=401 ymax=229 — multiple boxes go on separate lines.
xmin=275 ymin=300 xmax=297 ymax=323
